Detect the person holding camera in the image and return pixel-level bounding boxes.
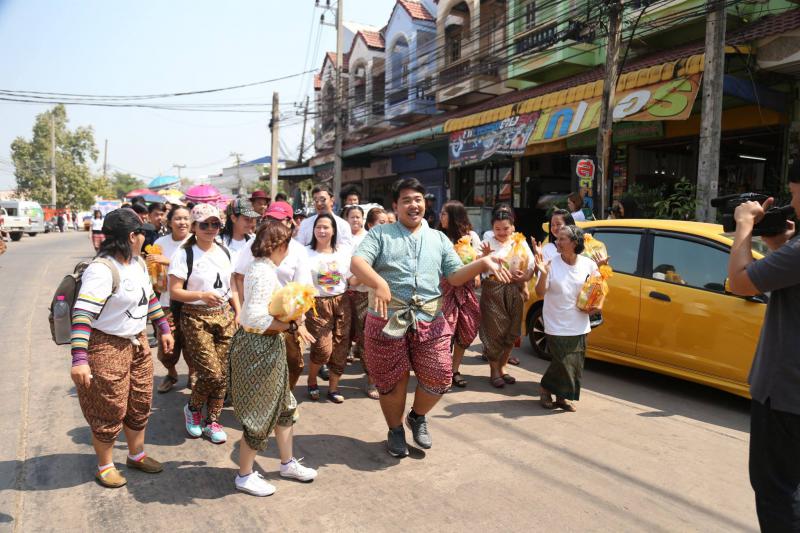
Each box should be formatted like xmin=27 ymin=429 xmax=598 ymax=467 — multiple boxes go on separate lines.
xmin=727 ymin=168 xmax=800 ymax=531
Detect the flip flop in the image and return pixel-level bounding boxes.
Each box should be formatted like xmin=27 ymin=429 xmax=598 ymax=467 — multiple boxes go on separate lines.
xmin=452 ymin=372 xmax=468 ymax=388
xmin=157 ymin=375 xmax=178 ymax=394
xmin=490 ymin=376 xmax=505 ymax=388
xmin=501 ymin=374 xmax=516 ymax=384
xmin=508 ymin=356 xmax=521 ymax=366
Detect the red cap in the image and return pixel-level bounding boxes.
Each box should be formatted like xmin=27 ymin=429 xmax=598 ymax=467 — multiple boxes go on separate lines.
xmin=264 ymin=201 xmax=294 ymax=220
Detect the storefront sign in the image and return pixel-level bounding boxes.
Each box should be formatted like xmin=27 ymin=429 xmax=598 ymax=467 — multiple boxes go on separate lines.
xmin=566 ymin=121 xmax=664 ymax=149
xmin=449 ymin=113 xmax=539 ymax=168
xmin=571 ymin=155 xmax=597 ymax=211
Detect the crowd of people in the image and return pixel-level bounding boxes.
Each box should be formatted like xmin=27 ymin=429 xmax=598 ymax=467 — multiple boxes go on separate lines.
xmin=69 ymin=178 xmax=607 ymax=495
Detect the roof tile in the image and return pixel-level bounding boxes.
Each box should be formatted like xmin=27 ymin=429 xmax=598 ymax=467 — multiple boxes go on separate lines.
xmin=398 ymin=0 xmax=434 ymax=22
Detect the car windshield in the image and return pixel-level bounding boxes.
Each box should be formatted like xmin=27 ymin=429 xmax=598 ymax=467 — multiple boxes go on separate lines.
xmin=722 ymin=233 xmax=770 ymax=256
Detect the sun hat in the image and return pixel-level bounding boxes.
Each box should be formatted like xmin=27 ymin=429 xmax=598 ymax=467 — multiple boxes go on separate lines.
xmin=250 ymin=190 xmax=271 ymax=201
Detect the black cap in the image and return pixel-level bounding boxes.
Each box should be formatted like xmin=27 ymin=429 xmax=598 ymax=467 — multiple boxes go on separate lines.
xmin=294 ymin=208 xmax=307 ymax=217
xmin=789 ymin=159 xmax=800 ymax=183
xmin=102 ymin=208 xmax=155 ymax=236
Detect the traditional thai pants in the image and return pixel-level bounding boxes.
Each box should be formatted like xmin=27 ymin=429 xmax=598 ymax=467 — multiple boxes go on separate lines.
xmin=442 ymin=279 xmax=480 ymax=350
xmin=156 ymin=308 xmax=188 ymax=371
xmin=306 ymin=294 xmax=352 ymax=376
xmin=283 ymin=331 xmax=304 ymax=390
xmin=478 ymin=279 xmax=523 ymax=361
xmin=346 ymin=289 xmax=370 ymax=374
xmin=230 ymin=329 xmax=297 ymax=451
xmin=363 ymin=314 xmax=453 ymax=396
xmin=91 ymin=230 xmax=104 ymax=251
xmin=180 ymin=304 xmax=235 ymax=423
xmin=541 ymin=334 xmax=587 ymax=401
xmin=76 ymin=329 xmax=152 ymax=443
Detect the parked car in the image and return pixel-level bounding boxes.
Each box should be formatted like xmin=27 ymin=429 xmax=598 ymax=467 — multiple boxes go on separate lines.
xmin=0 ymin=206 xmax=31 ymax=241
xmin=522 ymin=219 xmax=768 ymax=398
xmin=0 ymin=200 xmax=45 ymax=239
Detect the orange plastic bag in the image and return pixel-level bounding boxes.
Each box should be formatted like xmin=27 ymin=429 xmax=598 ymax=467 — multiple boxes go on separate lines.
xmin=581 ymin=234 xmax=608 ymax=261
xmin=269 ymin=282 xmax=317 ymax=322
xmin=144 ymin=244 xmax=168 ymax=293
xmin=576 ymin=265 xmax=613 ymax=311
xmin=505 ymin=232 xmax=529 ymax=273
xmin=453 ymin=235 xmax=477 ymax=264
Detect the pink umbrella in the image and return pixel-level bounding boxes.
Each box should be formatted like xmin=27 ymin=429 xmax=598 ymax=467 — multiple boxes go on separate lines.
xmin=185 ymin=184 xmax=221 ymax=202
xmin=125 ymin=188 xmax=155 ymax=199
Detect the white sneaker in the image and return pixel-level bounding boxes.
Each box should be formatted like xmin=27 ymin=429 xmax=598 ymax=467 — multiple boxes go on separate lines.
xmin=279 ymin=457 xmax=317 ymax=482
xmin=235 ymin=471 xmax=276 ymax=497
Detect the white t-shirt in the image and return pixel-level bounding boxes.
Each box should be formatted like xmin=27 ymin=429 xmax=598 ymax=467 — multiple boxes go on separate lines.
xmin=482 ymin=235 xmax=536 ymax=277
xmin=154 ymin=234 xmax=190 ymax=308
xmin=80 ymin=257 xmax=154 ymax=337
xmin=168 ymin=243 xmax=233 ymax=306
xmin=571 ymin=209 xmax=587 ymax=222
xmin=222 ymin=235 xmax=252 ymax=268
xmin=543 ymin=254 xmax=598 ymax=336
xmin=90 ymin=218 xmax=104 ymax=231
xmin=542 ymin=242 xmax=558 ymax=263
xmin=306 ymin=245 xmax=352 ymax=297
xmin=234 ymin=237 xmax=312 ymax=287
xmin=295 ymin=213 xmax=353 ymax=248
xmin=239 ymin=259 xmax=279 ymax=333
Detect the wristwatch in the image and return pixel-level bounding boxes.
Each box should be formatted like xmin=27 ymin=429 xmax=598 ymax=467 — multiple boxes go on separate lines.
xmin=287 ymin=321 xmax=298 ymax=333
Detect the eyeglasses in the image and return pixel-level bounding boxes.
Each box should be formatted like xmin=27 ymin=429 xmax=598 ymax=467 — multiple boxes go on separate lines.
xmin=198 ymin=221 xmax=222 ymax=230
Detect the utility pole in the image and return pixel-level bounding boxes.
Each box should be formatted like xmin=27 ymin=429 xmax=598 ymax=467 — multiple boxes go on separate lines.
xmin=333 ymin=0 xmax=344 ymax=204
xmin=173 ymin=164 xmax=186 ymax=181
xmin=696 ymin=0 xmax=727 ymax=221
xmin=229 ymin=152 xmax=243 ymax=195
xmin=595 ymin=0 xmax=622 ymax=219
xmin=50 ymin=113 xmax=57 ymax=208
xmin=102 ymin=139 xmax=108 ymax=182
xmin=298 ymin=95 xmax=311 ymax=165
xmin=270 ymin=92 xmax=280 ymax=198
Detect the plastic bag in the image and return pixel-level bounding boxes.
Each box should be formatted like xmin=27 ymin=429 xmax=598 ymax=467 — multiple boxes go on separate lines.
xmin=505 ymin=232 xmax=529 ymax=273
xmin=581 ymin=233 xmax=608 ymax=261
xmin=144 ymin=244 xmax=168 ymax=293
xmin=453 ymin=235 xmax=477 ymax=264
xmin=576 ymin=265 xmax=613 ymax=311
xmin=269 ymin=282 xmax=317 ymax=322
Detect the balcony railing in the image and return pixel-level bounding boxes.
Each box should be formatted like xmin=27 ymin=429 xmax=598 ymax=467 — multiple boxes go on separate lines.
xmin=372 ymin=102 xmax=385 ymax=116
xmin=476 ymin=54 xmax=501 ymax=79
xmin=439 ymin=58 xmax=471 ymax=87
xmin=388 ymin=87 xmax=409 ymax=105
xmin=514 ymin=23 xmax=559 ymax=55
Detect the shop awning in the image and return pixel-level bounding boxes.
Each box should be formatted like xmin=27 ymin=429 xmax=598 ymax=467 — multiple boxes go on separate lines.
xmin=443 ymin=54 xmax=706 ymax=134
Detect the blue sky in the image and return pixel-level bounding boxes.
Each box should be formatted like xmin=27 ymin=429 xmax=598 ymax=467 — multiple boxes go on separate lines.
xmin=0 ymin=0 xmax=392 ymax=190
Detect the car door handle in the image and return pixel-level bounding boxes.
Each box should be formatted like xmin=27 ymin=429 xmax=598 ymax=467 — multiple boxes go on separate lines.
xmin=649 ymin=291 xmax=671 ymax=302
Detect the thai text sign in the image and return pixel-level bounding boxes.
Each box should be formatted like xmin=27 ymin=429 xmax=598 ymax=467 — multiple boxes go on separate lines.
xmin=449 ymin=113 xmax=539 ymax=168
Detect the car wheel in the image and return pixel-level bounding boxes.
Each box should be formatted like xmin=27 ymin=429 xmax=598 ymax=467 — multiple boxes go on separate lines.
xmin=527 ymin=304 xmax=551 ymax=360
xmin=28 ymin=232 xmax=37 ymax=237
xmin=10 ymin=232 xmax=22 ymax=242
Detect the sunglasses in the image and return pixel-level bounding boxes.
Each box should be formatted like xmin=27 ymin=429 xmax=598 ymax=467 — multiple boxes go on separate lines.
xmin=198 ymin=221 xmax=222 ymax=230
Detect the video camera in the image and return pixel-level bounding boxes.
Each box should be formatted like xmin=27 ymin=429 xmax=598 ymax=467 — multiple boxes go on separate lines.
xmin=711 ymin=193 xmax=794 ymax=237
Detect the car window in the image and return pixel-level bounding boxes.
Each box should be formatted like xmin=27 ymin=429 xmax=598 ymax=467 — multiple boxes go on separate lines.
xmin=592 ymin=231 xmax=640 ymax=275
xmin=652 ymin=236 xmax=729 ymax=292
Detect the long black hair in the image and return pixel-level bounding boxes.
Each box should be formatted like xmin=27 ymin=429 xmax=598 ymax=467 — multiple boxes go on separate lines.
xmin=548 ymin=209 xmax=575 ymax=242
xmin=220 ymin=214 xmax=250 ymax=246
xmin=440 ymin=200 xmax=472 ymax=244
xmin=310 ymin=212 xmax=338 ymax=252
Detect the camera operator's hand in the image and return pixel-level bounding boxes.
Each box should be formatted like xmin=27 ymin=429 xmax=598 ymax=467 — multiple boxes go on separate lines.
xmin=734 ymin=198 xmax=770 ymax=227
xmin=762 ymin=220 xmax=796 ymax=252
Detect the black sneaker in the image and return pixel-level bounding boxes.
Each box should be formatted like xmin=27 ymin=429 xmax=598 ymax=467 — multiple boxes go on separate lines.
xmin=387 ymin=426 xmax=409 ymax=458
xmin=405 ymin=412 xmax=432 ymax=449
xmin=319 ymin=364 xmax=330 ymax=381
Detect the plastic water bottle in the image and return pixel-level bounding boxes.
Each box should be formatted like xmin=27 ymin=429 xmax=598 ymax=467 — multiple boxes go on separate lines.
xmin=53 ymin=296 xmax=72 ymax=344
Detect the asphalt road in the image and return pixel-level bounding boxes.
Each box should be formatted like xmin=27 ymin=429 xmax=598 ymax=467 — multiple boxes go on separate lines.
xmin=0 ymin=231 xmax=756 ymax=532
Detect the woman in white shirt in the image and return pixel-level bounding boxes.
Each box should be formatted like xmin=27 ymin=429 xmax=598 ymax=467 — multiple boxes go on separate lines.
xmin=70 ymin=208 xmax=174 ymax=488
xmin=147 ymin=205 xmax=192 ymax=393
xmin=90 ymin=210 xmax=104 ymax=251
xmin=220 ymin=198 xmax=260 ymax=266
xmin=540 ymin=209 xmax=576 ymax=264
xmin=533 ymin=225 xmax=599 ymax=412
xmin=169 ymin=203 xmax=240 ymax=445
xmin=479 ymin=205 xmax=535 ymax=388
xmin=439 ymin=200 xmax=482 ymax=389
xmin=568 ymin=192 xmax=587 ymax=222
xmin=304 ymin=213 xmax=352 ymax=403
xmin=230 ymin=222 xmax=317 ymax=497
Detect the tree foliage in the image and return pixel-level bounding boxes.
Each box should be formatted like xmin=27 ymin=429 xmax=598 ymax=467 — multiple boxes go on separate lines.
xmin=654 ymin=177 xmax=697 ymax=221
xmin=11 ymin=105 xmax=101 ymax=209
xmin=110 ymin=171 xmax=145 ymax=200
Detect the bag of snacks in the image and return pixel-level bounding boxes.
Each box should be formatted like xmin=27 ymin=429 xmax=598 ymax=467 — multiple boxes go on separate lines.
xmin=144 ymin=244 xmax=168 ymax=293
xmin=581 ymin=233 xmax=608 ymax=261
xmin=576 ymin=265 xmax=613 ymax=311
xmin=505 ymin=232 xmax=529 ymax=273
xmin=453 ymin=235 xmax=477 ymax=264
xmin=269 ymin=282 xmax=317 ymax=322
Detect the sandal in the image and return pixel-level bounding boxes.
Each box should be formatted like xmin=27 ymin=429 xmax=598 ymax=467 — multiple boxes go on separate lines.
xmin=539 ymin=389 xmax=554 ymax=409
xmin=308 ymin=386 xmax=320 ymax=401
xmin=157 ymin=374 xmax=178 ymax=394
xmin=327 ymin=390 xmax=345 ymax=404
xmin=364 ymin=384 xmax=380 ymax=400
xmin=508 ymin=356 xmax=521 ymax=366
xmin=501 ymin=373 xmax=516 ymax=385
xmin=555 ymin=399 xmax=577 ymax=412
xmin=452 ymin=372 xmax=468 ymax=388
xmin=490 ymin=376 xmax=505 ymax=388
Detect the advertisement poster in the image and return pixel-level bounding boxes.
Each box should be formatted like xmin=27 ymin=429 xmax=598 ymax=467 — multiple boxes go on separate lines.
xmin=449 ymin=113 xmax=539 ymax=168
xmin=571 ymin=155 xmax=597 ymax=212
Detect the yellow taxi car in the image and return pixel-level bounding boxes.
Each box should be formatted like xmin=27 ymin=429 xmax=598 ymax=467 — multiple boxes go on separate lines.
xmin=522 ymin=219 xmax=768 ymax=398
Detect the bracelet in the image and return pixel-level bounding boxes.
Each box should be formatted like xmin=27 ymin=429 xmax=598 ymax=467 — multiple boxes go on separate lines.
xmin=288 ymin=321 xmax=298 ymax=333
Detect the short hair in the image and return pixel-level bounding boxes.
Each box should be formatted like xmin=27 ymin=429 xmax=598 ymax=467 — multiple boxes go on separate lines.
xmin=251 ymin=219 xmax=292 ymax=258
xmin=560 ymin=225 xmax=586 ymax=254
xmin=344 ymin=205 xmax=364 ymax=219
xmin=275 ymin=193 xmax=288 ymax=202
xmin=365 ymin=207 xmax=386 ymax=229
xmin=310 ymin=212 xmax=338 ymax=251
xmin=568 ymin=192 xmax=584 ymax=209
xmin=148 ymin=202 xmax=166 ymax=214
xmin=131 ymin=203 xmax=148 ymax=216
xmin=342 ymin=186 xmax=361 ymax=201
xmin=549 ymin=209 xmax=575 ymax=242
xmin=392 ymin=177 xmax=425 ymax=202
xmin=312 ymin=184 xmax=333 ymax=198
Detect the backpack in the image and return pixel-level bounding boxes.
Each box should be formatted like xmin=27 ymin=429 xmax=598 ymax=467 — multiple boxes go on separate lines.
xmin=48 ymin=256 xmax=146 ymax=345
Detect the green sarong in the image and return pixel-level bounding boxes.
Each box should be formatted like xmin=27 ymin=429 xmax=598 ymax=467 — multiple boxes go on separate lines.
xmin=541 ymin=334 xmax=587 ymax=401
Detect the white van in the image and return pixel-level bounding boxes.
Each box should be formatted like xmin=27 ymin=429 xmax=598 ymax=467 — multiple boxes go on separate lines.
xmin=0 ymin=200 xmax=45 ymax=238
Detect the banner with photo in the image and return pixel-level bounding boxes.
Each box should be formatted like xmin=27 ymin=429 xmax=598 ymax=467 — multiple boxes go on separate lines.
xmin=448 ymin=113 xmax=539 ymax=168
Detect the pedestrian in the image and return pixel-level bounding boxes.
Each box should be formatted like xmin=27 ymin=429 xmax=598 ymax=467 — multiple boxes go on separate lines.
xmin=344 ymin=205 xmax=379 ymax=399
xmin=305 ymin=213 xmax=352 ymax=403
xmin=478 ymin=205 xmax=535 ymax=387
xmin=70 ymin=208 xmax=174 ymax=488
xmin=385 ymin=210 xmax=397 ymax=224
xmin=295 ymin=184 xmax=353 ymax=247
xmin=541 ymin=209 xmax=575 ymax=263
xmin=567 ymin=193 xmax=586 ymax=222
xmin=57 ymin=213 xmax=66 ymax=233
xmin=148 ymin=205 xmax=193 ymax=393
xmin=292 ymin=208 xmax=307 ymax=236
xmin=249 ymin=190 xmax=271 ymax=216
xmin=341 ymin=187 xmax=361 ymax=215
xmin=147 ymin=203 xmax=168 ymax=241
xmin=533 ymin=225 xmax=599 ymax=412
xmin=220 ymin=198 xmax=260 ymax=266
xmin=424 ymin=193 xmax=438 ymax=229
xmin=130 ymin=202 xmax=149 ymax=223
xmin=231 ymin=221 xmax=318 ymax=497
xmin=350 ymin=178 xmax=511 ymax=457
xmin=90 ymin=210 xmax=105 ymax=252
xmin=233 ymin=201 xmax=314 ymax=390
xmin=168 ymin=203 xmax=240 ymax=444
xmin=727 ymin=165 xmax=800 ymax=531
xmin=438 ymin=200 xmax=482 ymax=389
xmin=365 ymin=207 xmax=388 ymax=229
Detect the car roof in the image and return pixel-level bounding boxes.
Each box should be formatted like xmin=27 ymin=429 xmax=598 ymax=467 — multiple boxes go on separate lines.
xmin=578 ymin=219 xmax=729 ymax=242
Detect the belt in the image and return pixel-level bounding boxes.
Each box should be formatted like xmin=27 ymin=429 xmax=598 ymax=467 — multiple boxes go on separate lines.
xmin=242 ymin=326 xmax=279 ymax=336
xmin=371 ymin=294 xmax=443 ymax=338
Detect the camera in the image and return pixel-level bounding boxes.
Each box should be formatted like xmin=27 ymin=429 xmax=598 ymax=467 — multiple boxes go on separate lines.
xmin=710 ymin=193 xmax=794 ymax=236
